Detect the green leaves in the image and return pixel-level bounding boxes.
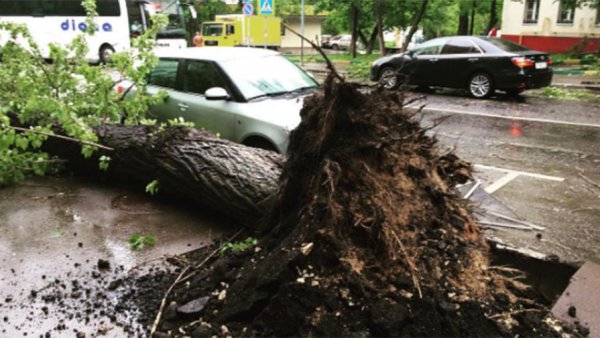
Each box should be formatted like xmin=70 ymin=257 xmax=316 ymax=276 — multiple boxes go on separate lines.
xmin=128 ymin=233 xmax=157 ymax=250
xmin=220 ymin=237 xmax=258 ymax=256
xmin=145 ymin=180 xmax=160 ymax=195
xmin=0 ymin=2 xmax=168 ymax=187
xmin=99 ymin=155 xmax=111 ymax=171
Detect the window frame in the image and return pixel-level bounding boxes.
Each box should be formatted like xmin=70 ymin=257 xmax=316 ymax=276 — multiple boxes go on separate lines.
xmin=147 ymin=58 xmax=181 ymax=90
xmin=557 ymin=0 xmax=575 ymax=24
xmin=523 ymin=0 xmax=541 ymax=24
xmin=0 ymin=0 xmax=121 ymax=17
xmin=181 ymin=60 xmax=230 ymax=96
xmin=441 ymin=39 xmax=483 ymax=55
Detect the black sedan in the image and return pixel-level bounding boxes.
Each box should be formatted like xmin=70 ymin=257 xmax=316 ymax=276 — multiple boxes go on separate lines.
xmin=370 ymin=36 xmax=553 ymax=98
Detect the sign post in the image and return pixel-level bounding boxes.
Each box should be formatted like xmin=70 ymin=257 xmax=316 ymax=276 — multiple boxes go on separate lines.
xmin=242 ymin=0 xmax=253 ymax=47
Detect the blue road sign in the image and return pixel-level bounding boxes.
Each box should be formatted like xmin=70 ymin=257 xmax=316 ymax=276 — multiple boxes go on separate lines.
xmin=259 ymin=0 xmax=273 ymax=15
xmin=242 ymin=0 xmax=252 ymax=3
xmin=242 ymin=3 xmax=254 ymax=15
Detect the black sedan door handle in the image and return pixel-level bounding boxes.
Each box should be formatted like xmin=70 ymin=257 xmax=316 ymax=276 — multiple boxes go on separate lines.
xmin=429 ymin=58 xmax=438 ymax=62
xmin=468 ymin=58 xmax=479 ymax=62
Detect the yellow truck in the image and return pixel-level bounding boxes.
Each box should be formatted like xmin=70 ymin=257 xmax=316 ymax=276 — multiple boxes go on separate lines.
xmin=201 ymin=15 xmax=281 ymax=49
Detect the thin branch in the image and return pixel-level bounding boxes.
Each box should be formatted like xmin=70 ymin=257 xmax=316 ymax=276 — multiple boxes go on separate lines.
xmin=177 ymin=228 xmax=244 ymax=285
xmin=149 ymin=264 xmax=190 ymax=337
xmin=578 ymin=172 xmax=600 ymax=191
xmin=149 ymin=228 xmax=244 ymax=337
xmin=7 ymin=125 xmax=114 ymax=151
xmin=282 ymin=23 xmax=343 ymax=82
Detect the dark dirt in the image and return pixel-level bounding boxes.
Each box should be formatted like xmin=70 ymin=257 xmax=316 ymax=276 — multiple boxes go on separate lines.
xmin=145 ymin=77 xmax=589 ymax=337
xmin=5 ymin=76 xmax=591 ymax=337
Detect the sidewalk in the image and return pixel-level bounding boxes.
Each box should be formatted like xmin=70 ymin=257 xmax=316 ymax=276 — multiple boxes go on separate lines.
xmin=551 ymin=72 xmax=600 ymax=91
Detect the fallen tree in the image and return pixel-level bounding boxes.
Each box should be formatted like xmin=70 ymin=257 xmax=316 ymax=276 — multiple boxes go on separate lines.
xmin=134 ymin=77 xmax=587 ymax=336
xmin=45 ymin=124 xmax=284 ymax=226
xmin=43 ymin=75 xmax=586 ymax=337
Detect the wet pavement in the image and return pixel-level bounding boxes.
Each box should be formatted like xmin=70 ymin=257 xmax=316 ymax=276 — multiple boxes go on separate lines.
xmin=415 ymin=92 xmax=600 ymax=264
xmin=0 ymin=177 xmax=230 ymax=336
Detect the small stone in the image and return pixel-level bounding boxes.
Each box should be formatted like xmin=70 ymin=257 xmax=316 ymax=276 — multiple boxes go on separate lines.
xmin=76 ymin=331 xmax=86 ymax=338
xmin=97 ymin=259 xmax=110 ymax=270
xmin=300 ymin=242 xmax=314 ymax=256
xmin=177 ymin=297 xmax=209 ymax=318
xmin=107 ymin=279 xmax=123 ymax=291
xmin=536 ymin=233 xmax=543 ymax=240
xmin=568 ymin=306 xmax=577 ymax=318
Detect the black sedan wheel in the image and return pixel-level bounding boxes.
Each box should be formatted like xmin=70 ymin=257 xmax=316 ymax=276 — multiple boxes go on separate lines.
xmin=468 ymin=72 xmax=494 ymax=98
xmin=379 ymin=67 xmax=399 ymax=90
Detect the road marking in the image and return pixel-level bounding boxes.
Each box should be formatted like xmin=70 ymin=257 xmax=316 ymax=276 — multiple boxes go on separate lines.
xmin=413 ymin=106 xmax=600 ymax=129
xmin=474 ymin=164 xmax=565 ymax=182
xmin=484 ymin=172 xmax=520 ymax=194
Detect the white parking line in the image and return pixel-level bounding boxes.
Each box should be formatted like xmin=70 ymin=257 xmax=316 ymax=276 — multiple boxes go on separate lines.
xmin=475 ymin=163 xmax=564 ymax=194
xmin=417 ymin=107 xmax=600 ymax=129
xmin=474 ymin=164 xmax=565 ymax=182
xmin=484 ymin=172 xmax=520 ymax=194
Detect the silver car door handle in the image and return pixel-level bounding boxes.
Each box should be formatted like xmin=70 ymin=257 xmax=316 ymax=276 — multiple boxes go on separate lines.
xmin=468 ymin=58 xmax=479 ymax=62
xmin=178 ymin=103 xmax=189 ymax=111
xmin=429 ymin=58 xmax=438 ymax=62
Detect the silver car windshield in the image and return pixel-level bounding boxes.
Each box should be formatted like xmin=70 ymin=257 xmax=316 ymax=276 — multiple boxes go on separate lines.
xmin=219 ymin=55 xmax=318 ymax=101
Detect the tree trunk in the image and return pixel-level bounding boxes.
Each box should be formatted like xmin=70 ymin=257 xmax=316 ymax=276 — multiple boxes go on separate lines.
xmin=484 ymin=0 xmax=498 ymax=35
xmin=458 ymin=13 xmax=469 ymax=35
xmin=364 ymin=24 xmax=378 ymax=55
xmin=401 ymin=0 xmax=429 ymax=52
xmin=350 ymin=4 xmax=359 ymax=58
xmin=375 ymin=0 xmax=385 ymax=55
xmin=469 ymin=0 xmax=476 ymax=35
xmin=45 ymin=125 xmax=284 ymax=226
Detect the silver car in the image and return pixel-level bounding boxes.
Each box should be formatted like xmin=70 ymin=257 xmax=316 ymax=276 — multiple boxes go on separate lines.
xmin=145 ymin=47 xmax=318 ymax=154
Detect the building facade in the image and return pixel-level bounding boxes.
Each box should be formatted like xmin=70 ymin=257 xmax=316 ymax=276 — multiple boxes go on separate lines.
xmin=501 ymin=0 xmax=600 ymax=53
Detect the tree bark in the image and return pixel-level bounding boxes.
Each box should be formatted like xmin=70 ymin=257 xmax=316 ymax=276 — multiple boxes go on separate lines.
xmin=375 ymin=0 xmax=385 ymax=55
xmin=457 ymin=10 xmax=469 ymax=35
xmin=364 ymin=24 xmax=378 ymax=55
xmin=401 ymin=0 xmax=429 ymax=52
xmin=469 ymin=0 xmax=476 ymax=35
xmin=45 ymin=125 xmax=284 ymax=226
xmin=350 ymin=4 xmax=359 ymax=58
xmin=484 ymin=0 xmax=498 ymax=35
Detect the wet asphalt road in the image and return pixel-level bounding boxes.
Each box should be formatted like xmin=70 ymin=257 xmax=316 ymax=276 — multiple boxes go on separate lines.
xmin=0 ymin=178 xmax=228 ymax=336
xmin=409 ymin=89 xmax=600 ymax=263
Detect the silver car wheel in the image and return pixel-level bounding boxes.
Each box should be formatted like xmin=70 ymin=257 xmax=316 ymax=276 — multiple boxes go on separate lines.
xmin=469 ymin=74 xmax=491 ymax=98
xmin=380 ymin=68 xmax=398 ymax=90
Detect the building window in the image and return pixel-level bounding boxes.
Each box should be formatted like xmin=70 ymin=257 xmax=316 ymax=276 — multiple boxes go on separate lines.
xmin=557 ymin=0 xmax=575 ymax=24
xmin=596 ymin=8 xmax=600 ymax=25
xmin=523 ymin=0 xmax=540 ymax=23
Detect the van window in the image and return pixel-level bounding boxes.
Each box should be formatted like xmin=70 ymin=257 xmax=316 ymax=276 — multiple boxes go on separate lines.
xmin=203 ymin=24 xmax=223 ymax=37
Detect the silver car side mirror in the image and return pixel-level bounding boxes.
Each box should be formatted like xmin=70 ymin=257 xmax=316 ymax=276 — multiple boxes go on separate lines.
xmin=205 ymin=87 xmax=229 ymax=101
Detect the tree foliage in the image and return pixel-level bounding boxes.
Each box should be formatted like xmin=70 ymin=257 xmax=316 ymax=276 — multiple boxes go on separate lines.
xmin=0 ymin=0 xmax=167 ymax=185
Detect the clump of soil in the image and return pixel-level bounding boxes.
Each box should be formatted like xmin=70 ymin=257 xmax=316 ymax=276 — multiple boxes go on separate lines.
xmin=151 ymin=76 xmax=588 ymax=337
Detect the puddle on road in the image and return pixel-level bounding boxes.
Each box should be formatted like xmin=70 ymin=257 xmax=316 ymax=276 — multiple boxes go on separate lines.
xmin=0 ymin=177 xmax=231 ymax=337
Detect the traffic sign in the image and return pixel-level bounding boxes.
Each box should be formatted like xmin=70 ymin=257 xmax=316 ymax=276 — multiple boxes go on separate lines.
xmin=259 ymin=0 xmax=274 ymax=15
xmin=242 ymin=0 xmax=252 ymax=3
xmin=242 ymin=3 xmax=254 ymax=15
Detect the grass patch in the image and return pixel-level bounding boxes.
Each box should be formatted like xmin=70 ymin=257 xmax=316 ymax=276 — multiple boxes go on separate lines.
xmin=532 ymin=87 xmax=599 ymax=100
